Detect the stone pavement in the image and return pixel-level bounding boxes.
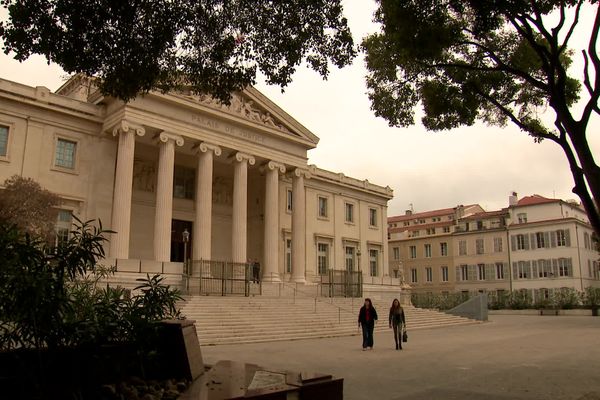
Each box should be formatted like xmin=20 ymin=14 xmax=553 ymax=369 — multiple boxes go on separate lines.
xmin=201 ymin=315 xmax=600 ymax=400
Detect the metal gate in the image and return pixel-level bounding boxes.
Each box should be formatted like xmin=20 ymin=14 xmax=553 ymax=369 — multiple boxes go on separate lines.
xmin=183 ymin=260 xmax=261 ymax=296
xmin=320 ymin=270 xmax=363 ymax=298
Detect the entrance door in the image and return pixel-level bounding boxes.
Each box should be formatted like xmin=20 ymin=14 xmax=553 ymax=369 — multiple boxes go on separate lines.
xmin=171 ymin=219 xmax=193 ymax=262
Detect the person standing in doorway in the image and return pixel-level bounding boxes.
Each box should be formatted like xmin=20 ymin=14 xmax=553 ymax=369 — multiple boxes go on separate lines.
xmin=389 ymin=298 xmax=406 ymax=350
xmin=252 ymin=260 xmax=261 ymax=283
xmin=358 ymin=298 xmax=378 ymax=350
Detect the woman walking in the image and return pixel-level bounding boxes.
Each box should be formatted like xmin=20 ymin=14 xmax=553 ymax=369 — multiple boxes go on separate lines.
xmin=358 ymin=298 xmax=378 ymax=350
xmin=389 ymin=298 xmax=406 ymax=350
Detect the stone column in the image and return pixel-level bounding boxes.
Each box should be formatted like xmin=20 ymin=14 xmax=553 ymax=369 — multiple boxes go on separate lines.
xmin=262 ymin=161 xmax=286 ymax=282
xmin=110 ymin=120 xmax=145 ymax=259
xmin=291 ymin=168 xmax=311 ymax=283
xmin=231 ymin=152 xmax=255 ymax=264
xmin=153 ymin=132 xmax=184 ymax=262
xmin=193 ymin=142 xmax=222 ymax=262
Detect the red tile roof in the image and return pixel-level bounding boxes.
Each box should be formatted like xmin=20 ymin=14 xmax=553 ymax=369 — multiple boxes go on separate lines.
xmin=388 ymin=207 xmax=456 ymax=223
xmin=515 ymin=195 xmax=560 ymax=207
xmin=460 ymin=209 xmax=509 ymax=221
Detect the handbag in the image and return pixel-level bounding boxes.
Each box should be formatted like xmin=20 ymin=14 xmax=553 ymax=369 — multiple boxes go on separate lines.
xmin=402 ymin=329 xmax=408 ymax=343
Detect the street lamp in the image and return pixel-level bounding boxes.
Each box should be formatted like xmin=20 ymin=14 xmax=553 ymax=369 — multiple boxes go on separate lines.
xmin=182 ymin=228 xmax=190 ymax=274
xmin=356 ymin=249 xmax=361 ymax=272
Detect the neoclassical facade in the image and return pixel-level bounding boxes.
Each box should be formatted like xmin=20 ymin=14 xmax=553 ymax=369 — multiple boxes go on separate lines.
xmin=0 ymin=75 xmax=393 ymax=284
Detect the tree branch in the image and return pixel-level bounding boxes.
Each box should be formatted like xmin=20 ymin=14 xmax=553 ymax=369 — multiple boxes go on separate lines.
xmin=560 ymin=0 xmax=584 ymax=53
xmin=581 ymin=3 xmax=600 ymax=127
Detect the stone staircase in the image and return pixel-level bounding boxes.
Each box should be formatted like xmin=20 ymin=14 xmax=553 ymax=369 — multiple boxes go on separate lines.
xmin=180 ymin=295 xmax=480 ymax=346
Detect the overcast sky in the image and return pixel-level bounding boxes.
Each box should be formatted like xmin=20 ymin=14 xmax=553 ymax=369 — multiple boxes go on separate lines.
xmin=1 ymin=1 xmax=598 ymax=217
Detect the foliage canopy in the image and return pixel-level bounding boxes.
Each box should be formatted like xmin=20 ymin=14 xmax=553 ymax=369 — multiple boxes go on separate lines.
xmin=363 ymin=0 xmax=600 ymax=234
xmin=0 ymin=0 xmax=355 ymax=103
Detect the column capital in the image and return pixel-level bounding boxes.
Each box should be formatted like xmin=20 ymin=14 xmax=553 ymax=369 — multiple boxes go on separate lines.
xmin=261 ymin=160 xmax=286 ymax=174
xmin=156 ymin=132 xmax=184 ymax=147
xmin=194 ymin=142 xmax=222 ymax=156
xmin=230 ymin=151 xmax=256 ymax=166
xmin=291 ymin=167 xmax=311 ymax=179
xmin=111 ymin=120 xmax=145 ymax=137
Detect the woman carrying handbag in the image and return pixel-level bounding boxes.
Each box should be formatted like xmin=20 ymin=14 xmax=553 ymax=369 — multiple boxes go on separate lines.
xmin=388 ymin=298 xmax=406 ymax=350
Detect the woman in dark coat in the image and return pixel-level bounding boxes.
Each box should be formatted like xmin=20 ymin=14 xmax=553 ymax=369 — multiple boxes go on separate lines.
xmin=357 ymin=298 xmax=378 ymax=350
xmin=388 ymin=298 xmax=406 ymax=350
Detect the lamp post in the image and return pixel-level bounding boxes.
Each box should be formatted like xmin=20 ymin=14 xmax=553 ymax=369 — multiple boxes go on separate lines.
xmin=182 ymin=228 xmax=190 ymax=274
xmin=356 ymin=248 xmax=361 ymax=272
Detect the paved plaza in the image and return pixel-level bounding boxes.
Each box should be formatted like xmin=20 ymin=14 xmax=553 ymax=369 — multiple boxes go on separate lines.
xmin=201 ymin=315 xmax=600 ymax=400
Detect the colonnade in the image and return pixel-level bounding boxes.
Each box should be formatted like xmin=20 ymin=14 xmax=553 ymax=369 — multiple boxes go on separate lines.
xmin=109 ymin=120 xmax=308 ymax=282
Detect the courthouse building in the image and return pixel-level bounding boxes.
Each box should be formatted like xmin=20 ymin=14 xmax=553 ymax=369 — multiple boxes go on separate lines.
xmin=0 ymin=75 xmax=394 ymax=284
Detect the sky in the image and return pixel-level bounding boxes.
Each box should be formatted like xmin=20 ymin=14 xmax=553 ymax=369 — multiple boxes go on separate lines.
xmin=1 ymin=1 xmax=598 ymax=217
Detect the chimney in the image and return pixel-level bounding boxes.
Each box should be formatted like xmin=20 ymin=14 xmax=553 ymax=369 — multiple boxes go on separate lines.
xmin=509 ymin=192 xmax=518 ymax=206
xmin=405 ymin=210 xmax=412 ymax=216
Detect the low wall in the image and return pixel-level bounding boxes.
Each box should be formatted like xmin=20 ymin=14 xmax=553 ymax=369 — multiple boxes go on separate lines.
xmin=447 ymin=294 xmax=488 ymax=321
xmin=489 ymin=309 xmax=594 ymax=316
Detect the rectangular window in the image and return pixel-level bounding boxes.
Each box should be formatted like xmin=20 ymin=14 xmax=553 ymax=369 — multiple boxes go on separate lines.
xmin=285 ymin=239 xmax=292 ymax=273
xmin=286 ymin=189 xmax=293 ymax=212
xmin=424 ymin=244 xmax=432 ymax=258
xmin=410 ymin=268 xmax=418 ymax=283
xmin=460 ymin=265 xmax=468 ymax=281
xmin=517 ymin=213 xmax=528 ymax=223
xmin=345 ymin=246 xmax=355 ymax=272
xmin=516 ymin=234 xmax=526 ymax=250
xmin=173 ymin=166 xmax=195 ymax=199
xmin=477 ymin=264 xmax=486 ymax=280
xmin=369 ymin=249 xmax=379 ymax=277
xmin=476 ymin=239 xmax=484 ymax=255
xmin=440 ymin=242 xmax=448 ymax=256
xmin=558 ymin=258 xmax=571 ymax=277
xmin=318 ymin=196 xmax=328 ymax=218
xmin=317 ymin=243 xmax=329 ymax=275
xmin=412 ymin=230 xmax=420 ymax=237
xmin=393 ymin=247 xmax=400 ymax=260
xmin=538 ymin=259 xmax=551 ymax=278
xmin=441 ymin=266 xmax=449 ymax=282
xmin=426 ymin=228 xmax=436 ymax=235
xmin=0 ymin=125 xmax=8 ymax=157
xmin=495 ymin=263 xmax=504 ymax=280
xmin=518 ymin=261 xmax=530 ymax=279
xmin=443 ymin=226 xmax=450 ymax=233
xmin=55 ymin=138 xmax=77 ymax=169
xmin=458 ymin=240 xmax=467 ymax=256
xmin=409 ymin=245 xmax=417 ymax=259
xmin=536 ymin=232 xmax=546 ymax=248
xmin=426 ymin=267 xmax=433 ymax=282
xmin=55 ymin=210 xmax=73 ymax=247
xmin=556 ymin=230 xmax=567 ymax=246
xmin=369 ymin=208 xmax=378 ymax=227
xmin=493 ymin=237 xmax=503 ymax=252
xmin=345 ymin=203 xmax=354 ymax=223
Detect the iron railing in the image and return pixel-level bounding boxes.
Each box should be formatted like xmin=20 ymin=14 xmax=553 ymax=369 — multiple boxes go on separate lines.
xmin=183 ymin=259 xmax=261 ymax=296
xmin=319 ymin=270 xmax=363 ymax=298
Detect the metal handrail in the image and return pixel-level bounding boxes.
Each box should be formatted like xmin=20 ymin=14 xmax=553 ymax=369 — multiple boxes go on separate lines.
xmin=280 ymin=281 xmax=358 ymax=323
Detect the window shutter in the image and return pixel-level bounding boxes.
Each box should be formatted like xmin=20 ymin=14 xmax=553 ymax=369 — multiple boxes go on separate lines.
xmin=525 ymin=260 xmax=531 ymax=278
xmin=511 ymin=235 xmax=516 ymax=251
xmin=567 ymin=258 xmax=573 ymax=277
xmin=550 ymin=231 xmax=557 ymax=247
xmin=486 ymin=264 xmax=494 ymax=281
xmin=565 ymin=229 xmax=571 ymax=246
xmin=532 ymin=260 xmax=538 ymax=278
xmin=552 ymin=259 xmax=559 ymax=277
xmin=455 ymin=266 xmax=461 ymax=282
xmin=524 ymin=234 xmax=530 ymax=250
xmin=512 ymin=262 xmax=518 ymax=281
xmin=468 ymin=265 xmax=476 ymax=281
xmin=530 ymin=233 xmax=537 ymax=250
xmin=503 ymin=263 xmax=509 ymax=280
xmin=544 ymin=232 xmax=550 ymax=248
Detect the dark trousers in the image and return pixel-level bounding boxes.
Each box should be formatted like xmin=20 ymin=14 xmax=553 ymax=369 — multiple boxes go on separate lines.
xmin=361 ymin=322 xmax=374 ymax=348
xmin=392 ymin=322 xmax=403 ymax=348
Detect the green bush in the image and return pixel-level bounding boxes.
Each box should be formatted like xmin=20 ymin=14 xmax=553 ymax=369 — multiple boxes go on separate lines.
xmin=506 ymin=291 xmax=532 ymax=309
xmin=0 ymin=219 xmax=182 ymax=352
xmin=553 ymin=288 xmax=581 ymax=309
xmin=583 ymin=287 xmax=600 ymax=309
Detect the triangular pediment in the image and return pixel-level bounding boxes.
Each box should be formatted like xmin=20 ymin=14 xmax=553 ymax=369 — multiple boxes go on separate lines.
xmin=173 ymin=86 xmax=319 ymax=146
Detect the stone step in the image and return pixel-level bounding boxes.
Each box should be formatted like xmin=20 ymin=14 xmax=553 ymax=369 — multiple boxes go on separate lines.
xmin=179 ymin=295 xmax=478 ymax=345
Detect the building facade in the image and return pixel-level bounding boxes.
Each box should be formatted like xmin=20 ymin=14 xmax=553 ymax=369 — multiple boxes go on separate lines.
xmin=388 ymin=194 xmax=600 ymax=297
xmin=0 ymin=75 xmax=394 ymax=284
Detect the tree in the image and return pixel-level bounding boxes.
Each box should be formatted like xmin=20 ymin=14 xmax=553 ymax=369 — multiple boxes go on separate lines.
xmin=362 ymin=0 xmax=600 ymax=235
xmin=0 ymin=175 xmax=60 ymax=242
xmin=0 ymin=0 xmax=355 ymax=103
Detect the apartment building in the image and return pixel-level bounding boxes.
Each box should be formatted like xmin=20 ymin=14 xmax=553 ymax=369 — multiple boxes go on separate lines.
xmin=388 ymin=194 xmax=600 ymax=297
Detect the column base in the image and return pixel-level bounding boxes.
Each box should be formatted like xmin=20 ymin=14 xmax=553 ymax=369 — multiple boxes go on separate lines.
xmin=262 ymin=274 xmax=282 ymax=283
xmin=291 ymin=276 xmax=306 ymax=284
